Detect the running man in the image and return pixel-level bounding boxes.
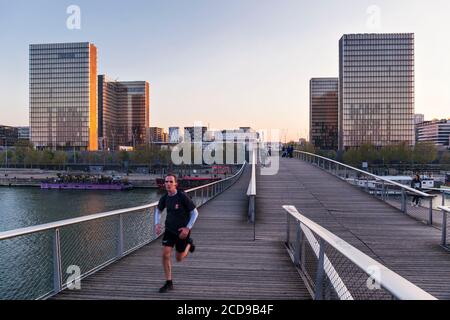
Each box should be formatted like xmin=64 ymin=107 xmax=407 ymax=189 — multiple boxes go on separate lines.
xmin=154 ymin=174 xmax=199 ymax=293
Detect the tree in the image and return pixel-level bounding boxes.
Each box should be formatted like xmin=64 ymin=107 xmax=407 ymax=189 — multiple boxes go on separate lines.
xmin=413 ymin=142 xmax=437 ymax=164
xmin=391 ymin=142 xmax=412 ymax=164
xmin=380 ymin=145 xmax=395 ymax=165
xmin=440 ymin=151 xmax=450 ymax=165
xmin=24 ymin=149 xmax=39 ymax=168
xmin=342 ymin=148 xmax=361 ymax=167
xmin=358 ymin=143 xmax=379 ymax=165
xmin=53 ymin=151 xmax=68 ymax=170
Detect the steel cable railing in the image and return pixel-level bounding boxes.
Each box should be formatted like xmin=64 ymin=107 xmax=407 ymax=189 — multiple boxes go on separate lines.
xmin=294 ymin=151 xmax=438 ymax=225
xmin=283 ymin=205 xmax=437 ymax=300
xmin=0 ymin=163 xmax=246 ymax=300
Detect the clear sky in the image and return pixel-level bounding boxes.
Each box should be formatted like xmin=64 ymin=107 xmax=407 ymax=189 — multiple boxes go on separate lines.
xmin=1 ymin=0 xmax=450 ymax=141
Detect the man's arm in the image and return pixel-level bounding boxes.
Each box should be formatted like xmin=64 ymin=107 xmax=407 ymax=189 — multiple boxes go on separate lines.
xmin=179 ymin=208 xmax=199 ymax=239
xmin=155 ymin=195 xmax=166 ymax=235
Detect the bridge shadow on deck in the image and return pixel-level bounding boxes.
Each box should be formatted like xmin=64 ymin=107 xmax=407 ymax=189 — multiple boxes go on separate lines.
xmin=256 ymin=158 xmax=450 ymax=299
xmin=53 ymin=166 xmax=310 ymax=300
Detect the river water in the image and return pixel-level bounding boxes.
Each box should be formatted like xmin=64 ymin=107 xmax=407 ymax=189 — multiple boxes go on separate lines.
xmin=0 ymin=187 xmax=162 ymax=300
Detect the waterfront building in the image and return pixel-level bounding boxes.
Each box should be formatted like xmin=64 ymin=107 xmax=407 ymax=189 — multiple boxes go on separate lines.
xmin=0 ymin=125 xmax=19 ymax=147
xmin=338 ymin=33 xmax=415 ymax=150
xmin=30 ymin=42 xmax=98 ymax=150
xmin=310 ymin=78 xmax=339 ymax=150
xmin=98 ymin=75 xmax=150 ymax=150
xmin=17 ymin=127 xmax=30 ymax=141
xmin=149 ymin=127 xmax=166 ymax=143
xmin=416 ymin=119 xmax=450 ymax=148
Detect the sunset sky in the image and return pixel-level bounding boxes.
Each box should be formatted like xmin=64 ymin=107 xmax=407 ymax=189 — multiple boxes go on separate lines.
xmin=1 ymin=0 xmax=450 ymax=141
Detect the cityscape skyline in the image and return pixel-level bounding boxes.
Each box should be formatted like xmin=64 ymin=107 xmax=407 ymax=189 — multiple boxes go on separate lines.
xmin=1 ymin=1 xmax=450 ymax=142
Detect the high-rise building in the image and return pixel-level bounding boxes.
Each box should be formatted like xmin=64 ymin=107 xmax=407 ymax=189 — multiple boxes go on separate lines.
xmin=98 ymin=75 xmax=150 ymax=150
xmin=338 ymin=33 xmax=415 ymax=150
xmin=149 ymin=127 xmax=165 ymax=143
xmin=30 ymin=42 xmax=98 ymax=150
xmin=310 ymin=78 xmax=339 ymax=150
xmin=169 ymin=127 xmax=181 ymax=143
xmin=416 ymin=119 xmax=450 ymax=148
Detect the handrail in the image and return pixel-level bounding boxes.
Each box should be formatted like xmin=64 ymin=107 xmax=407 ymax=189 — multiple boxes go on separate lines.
xmin=0 ymin=162 xmax=246 ymax=241
xmin=247 ymin=149 xmax=256 ymax=196
xmin=438 ymin=206 xmax=450 ymax=248
xmin=294 ymin=151 xmax=433 ymax=198
xmin=423 ymin=187 xmax=450 ymax=193
xmin=283 ymin=205 xmax=437 ymax=300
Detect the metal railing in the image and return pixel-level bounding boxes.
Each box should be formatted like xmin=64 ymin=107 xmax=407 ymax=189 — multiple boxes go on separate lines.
xmin=0 ymin=163 xmax=246 ymax=300
xmin=438 ymin=206 xmax=450 ymax=249
xmin=283 ymin=205 xmax=437 ymax=300
xmin=294 ymin=151 xmax=437 ymax=225
xmin=247 ymin=150 xmax=256 ymax=223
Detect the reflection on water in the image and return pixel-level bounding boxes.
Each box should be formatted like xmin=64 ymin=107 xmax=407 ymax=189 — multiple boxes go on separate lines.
xmin=0 ymin=187 xmax=161 ymax=300
xmin=0 ymin=187 xmax=162 ymax=232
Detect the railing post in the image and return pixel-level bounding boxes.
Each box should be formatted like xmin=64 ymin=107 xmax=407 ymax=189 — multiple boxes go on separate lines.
xmin=315 ymin=238 xmax=326 ymax=300
xmin=52 ymin=228 xmax=63 ymax=294
xmin=442 ymin=210 xmax=447 ymax=247
xmin=117 ymin=214 xmax=124 ymax=258
xmin=365 ymin=177 xmax=369 ymax=193
xmin=294 ymin=223 xmax=302 ymax=266
xmin=442 ymin=191 xmax=446 ymax=207
xmin=382 ymin=181 xmax=385 ymax=201
xmin=201 ymin=187 xmax=204 ymax=205
xmin=428 ymin=198 xmax=433 ymax=226
xmin=401 ymin=189 xmax=407 ymax=213
xmin=286 ymin=212 xmax=290 ymax=245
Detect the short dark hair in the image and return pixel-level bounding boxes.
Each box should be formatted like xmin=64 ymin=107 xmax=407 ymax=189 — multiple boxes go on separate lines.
xmin=165 ymin=173 xmax=177 ymax=183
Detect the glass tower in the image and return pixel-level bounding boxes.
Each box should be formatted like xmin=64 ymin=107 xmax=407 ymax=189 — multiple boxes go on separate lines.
xmin=30 ymin=42 xmax=98 ymax=151
xmin=310 ymin=78 xmax=339 ymax=150
xmin=338 ymin=33 xmax=415 ymax=150
xmin=98 ymin=75 xmax=150 ymax=150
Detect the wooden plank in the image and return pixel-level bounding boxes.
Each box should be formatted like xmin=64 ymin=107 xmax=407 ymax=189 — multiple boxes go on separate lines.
xmin=53 ymin=166 xmax=310 ymax=300
xmin=256 ymin=158 xmax=450 ymax=299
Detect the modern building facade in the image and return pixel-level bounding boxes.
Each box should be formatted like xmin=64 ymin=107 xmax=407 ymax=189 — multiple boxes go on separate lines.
xmin=149 ymin=127 xmax=166 ymax=143
xmin=98 ymin=75 xmax=150 ymax=150
xmin=338 ymin=33 xmax=415 ymax=150
xmin=0 ymin=125 xmax=19 ymax=147
xmin=416 ymin=119 xmax=450 ymax=148
xmin=30 ymin=42 xmax=98 ymax=150
xmin=17 ymin=127 xmax=30 ymax=141
xmin=310 ymin=78 xmax=339 ymax=150
xmin=169 ymin=127 xmax=181 ymax=143
xmin=184 ymin=126 xmax=207 ymax=142
xmin=414 ymin=114 xmax=424 ymax=125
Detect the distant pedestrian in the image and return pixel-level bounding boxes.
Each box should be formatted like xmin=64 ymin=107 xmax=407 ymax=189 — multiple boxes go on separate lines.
xmin=154 ymin=173 xmax=199 ymax=293
xmin=410 ymin=174 xmax=422 ymax=207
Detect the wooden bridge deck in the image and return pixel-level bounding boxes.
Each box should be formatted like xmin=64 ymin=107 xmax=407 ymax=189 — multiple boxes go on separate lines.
xmin=53 ymin=166 xmax=310 ymax=300
xmin=256 ymin=158 xmax=450 ymax=299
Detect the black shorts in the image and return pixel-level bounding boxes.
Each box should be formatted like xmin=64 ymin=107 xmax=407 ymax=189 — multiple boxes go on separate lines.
xmin=162 ymin=229 xmax=191 ymax=253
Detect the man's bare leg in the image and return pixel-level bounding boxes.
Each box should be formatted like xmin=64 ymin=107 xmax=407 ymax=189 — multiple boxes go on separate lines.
xmin=162 ymin=246 xmax=173 ymax=280
xmin=176 ymin=244 xmax=191 ymax=262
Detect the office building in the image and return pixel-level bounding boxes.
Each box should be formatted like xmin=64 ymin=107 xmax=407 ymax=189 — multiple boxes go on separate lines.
xmin=338 ymin=33 xmax=415 ymax=150
xmin=30 ymin=42 xmax=98 ymax=150
xmin=98 ymin=75 xmax=150 ymax=150
xmin=310 ymin=78 xmax=339 ymax=150
xmin=416 ymin=119 xmax=450 ymax=148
